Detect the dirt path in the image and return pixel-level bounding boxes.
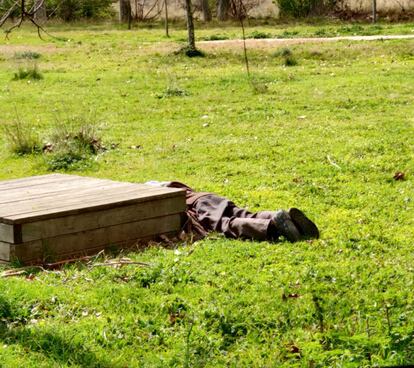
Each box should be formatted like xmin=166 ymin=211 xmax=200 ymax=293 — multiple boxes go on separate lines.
xmin=198 ymin=34 xmax=414 ymax=50
xmin=0 ymin=44 xmax=57 ymax=55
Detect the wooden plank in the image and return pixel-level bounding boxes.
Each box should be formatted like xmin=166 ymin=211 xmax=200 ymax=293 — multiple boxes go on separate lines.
xmin=0 ymin=174 xmax=80 ymax=190
xmin=0 ymin=174 xmax=63 ymax=186
xmin=9 ymin=214 xmax=182 ymax=263
xmin=0 ymin=183 xmax=137 ymax=218
xmin=21 ymin=195 xmax=186 ymax=243
xmin=5 ymin=187 xmax=184 ymax=223
xmin=0 ymin=242 xmax=11 ymax=261
xmin=0 ymin=177 xmax=124 ymax=204
xmin=0 ymin=186 xmax=184 ymax=223
xmin=4 ymin=232 xmax=178 ymax=264
xmin=0 ymin=174 xmax=147 ymax=192
xmin=0 ymin=223 xmax=14 ymax=244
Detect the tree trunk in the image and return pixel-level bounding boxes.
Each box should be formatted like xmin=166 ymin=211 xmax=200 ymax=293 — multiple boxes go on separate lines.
xmin=372 ymin=0 xmax=377 ymax=22
xmin=33 ymin=0 xmax=47 ymax=23
xmin=120 ymin=0 xmax=132 ymax=26
xmin=184 ymin=0 xmax=196 ymax=51
xmin=217 ymin=0 xmax=229 ymax=21
xmin=200 ymin=0 xmax=212 ymax=21
xmin=164 ymin=0 xmax=169 ymax=37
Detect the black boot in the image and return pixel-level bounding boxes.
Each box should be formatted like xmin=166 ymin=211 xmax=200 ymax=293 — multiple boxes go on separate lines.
xmin=288 ymin=208 xmax=319 ymax=239
xmin=268 ymin=210 xmax=301 ymax=242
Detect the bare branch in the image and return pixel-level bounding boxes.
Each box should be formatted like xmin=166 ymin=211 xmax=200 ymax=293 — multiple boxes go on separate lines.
xmin=5 ymin=16 xmax=24 ymax=39
xmin=143 ymin=0 xmax=163 ymax=20
xmin=0 ymin=1 xmax=18 ymax=27
xmin=1 ymin=0 xmax=59 ymax=39
xmin=28 ymin=0 xmax=45 ymax=17
xmin=47 ymin=0 xmax=64 ymax=18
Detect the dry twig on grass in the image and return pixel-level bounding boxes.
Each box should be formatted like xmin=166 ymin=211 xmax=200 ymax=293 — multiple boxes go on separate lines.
xmin=326 ymin=155 xmax=342 ymax=170
xmin=1 ymin=265 xmax=47 ymax=277
xmin=89 ymin=257 xmax=151 ymax=268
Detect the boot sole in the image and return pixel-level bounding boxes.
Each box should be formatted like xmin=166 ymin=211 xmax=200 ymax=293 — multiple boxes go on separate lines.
xmin=288 ymin=208 xmax=319 ymax=239
xmin=272 ymin=210 xmax=301 ymax=243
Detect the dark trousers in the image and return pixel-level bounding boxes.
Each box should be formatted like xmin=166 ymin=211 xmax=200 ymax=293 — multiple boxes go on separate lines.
xmin=193 ymin=194 xmax=276 ymax=240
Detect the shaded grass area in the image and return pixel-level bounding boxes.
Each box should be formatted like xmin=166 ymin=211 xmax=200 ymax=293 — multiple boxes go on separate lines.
xmin=0 ymin=25 xmax=413 ymax=366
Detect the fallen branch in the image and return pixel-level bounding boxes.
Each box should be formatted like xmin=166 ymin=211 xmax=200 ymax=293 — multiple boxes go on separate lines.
xmin=1 ymin=265 xmax=47 ymax=277
xmin=1 ymin=270 xmax=27 ymax=277
xmin=90 ymin=258 xmax=151 ymax=268
xmin=43 ymin=255 xmax=97 ymax=269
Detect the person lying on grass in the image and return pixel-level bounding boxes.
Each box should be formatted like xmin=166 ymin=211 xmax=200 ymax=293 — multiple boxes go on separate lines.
xmin=146 ymin=181 xmax=319 ymax=242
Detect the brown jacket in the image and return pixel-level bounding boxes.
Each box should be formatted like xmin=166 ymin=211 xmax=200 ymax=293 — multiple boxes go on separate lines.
xmin=163 ymin=181 xmax=210 ymax=238
xmin=163 ymin=181 xmax=209 ymax=206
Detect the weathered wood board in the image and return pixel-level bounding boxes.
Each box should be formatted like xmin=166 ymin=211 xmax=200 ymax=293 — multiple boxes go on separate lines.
xmin=0 ymin=174 xmax=186 ymax=264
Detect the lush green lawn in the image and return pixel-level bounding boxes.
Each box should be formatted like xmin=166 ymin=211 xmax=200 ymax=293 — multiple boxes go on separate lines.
xmin=0 ymin=22 xmax=413 ymax=367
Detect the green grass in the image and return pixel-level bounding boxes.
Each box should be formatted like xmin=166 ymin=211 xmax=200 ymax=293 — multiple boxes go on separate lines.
xmin=0 ymin=22 xmax=413 ymax=367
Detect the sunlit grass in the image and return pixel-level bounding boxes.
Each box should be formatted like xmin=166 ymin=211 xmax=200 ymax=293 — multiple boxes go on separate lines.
xmin=0 ymin=23 xmax=413 ymax=367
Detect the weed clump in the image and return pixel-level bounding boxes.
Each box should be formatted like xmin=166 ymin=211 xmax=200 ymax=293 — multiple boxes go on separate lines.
xmin=273 ymin=47 xmax=292 ymax=57
xmin=13 ymin=65 xmax=43 ymax=81
xmin=158 ymin=85 xmax=189 ymax=98
xmin=202 ymin=34 xmax=229 ymax=41
xmin=45 ymin=122 xmax=105 ymax=171
xmin=273 ymin=48 xmax=298 ymax=67
xmin=314 ymin=28 xmax=327 ymax=36
xmin=250 ymin=78 xmax=269 ymax=94
xmin=2 ymin=120 xmax=42 ymax=155
xmin=249 ymin=31 xmax=273 ymax=39
xmin=2 ymin=115 xmax=106 ymax=169
xmin=14 ymin=51 xmax=41 ymax=60
xmin=283 ymin=55 xmax=298 ymax=66
xmin=277 ymin=30 xmax=299 ymax=39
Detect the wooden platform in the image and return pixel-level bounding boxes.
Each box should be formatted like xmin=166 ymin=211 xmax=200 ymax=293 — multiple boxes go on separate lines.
xmin=0 ymin=174 xmax=186 ymax=264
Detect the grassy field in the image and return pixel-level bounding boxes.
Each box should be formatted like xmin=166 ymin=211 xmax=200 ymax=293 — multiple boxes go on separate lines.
xmin=0 ymin=21 xmax=413 ymax=367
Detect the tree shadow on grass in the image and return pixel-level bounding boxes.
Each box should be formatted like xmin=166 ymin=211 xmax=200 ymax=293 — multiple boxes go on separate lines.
xmin=0 ymin=296 xmax=111 ymax=368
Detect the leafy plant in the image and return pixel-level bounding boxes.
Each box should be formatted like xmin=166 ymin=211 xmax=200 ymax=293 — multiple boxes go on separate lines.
xmin=44 ymin=120 xmax=104 ymax=171
xmin=13 ymin=65 xmax=43 ymax=81
xmin=46 ymin=151 xmax=90 ymax=171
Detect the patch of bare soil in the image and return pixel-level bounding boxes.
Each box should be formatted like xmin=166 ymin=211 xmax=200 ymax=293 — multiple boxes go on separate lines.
xmin=198 ymin=34 xmax=414 ymax=51
xmin=0 ymin=44 xmax=58 ymax=56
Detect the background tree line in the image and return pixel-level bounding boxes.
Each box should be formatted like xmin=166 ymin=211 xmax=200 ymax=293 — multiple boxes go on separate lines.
xmin=0 ymin=0 xmax=113 ymax=21
xmin=0 ymin=0 xmax=346 ymax=22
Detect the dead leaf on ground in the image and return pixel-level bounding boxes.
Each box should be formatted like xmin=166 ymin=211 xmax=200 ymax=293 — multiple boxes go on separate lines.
xmin=282 ymin=293 xmax=301 ymax=301
xmin=26 ymin=273 xmax=36 ymax=281
xmin=393 ymin=171 xmax=405 ymax=181
xmin=130 ymin=145 xmax=142 ymax=150
xmin=288 ymin=343 xmax=301 ymax=355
